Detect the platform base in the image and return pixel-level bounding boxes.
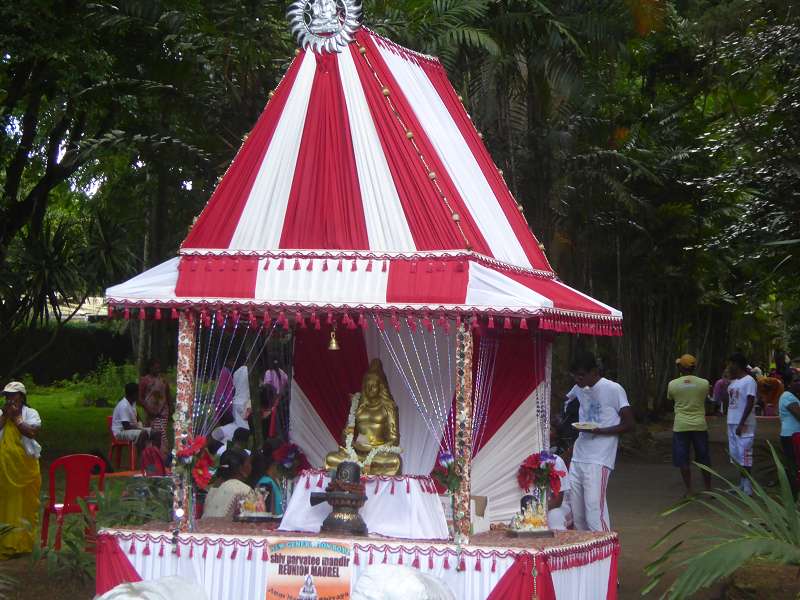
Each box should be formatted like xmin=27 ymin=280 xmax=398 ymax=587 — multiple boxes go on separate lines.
xmin=506 ymin=529 xmax=555 ymax=538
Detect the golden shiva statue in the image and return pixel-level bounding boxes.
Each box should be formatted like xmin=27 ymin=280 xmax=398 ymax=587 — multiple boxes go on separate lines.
xmin=325 ymin=359 xmax=402 ymax=476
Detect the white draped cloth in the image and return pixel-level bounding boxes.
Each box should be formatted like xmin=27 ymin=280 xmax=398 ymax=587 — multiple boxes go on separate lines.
xmin=352 ymin=565 xmax=455 ymax=600
xmin=279 ymin=471 xmax=449 ymax=540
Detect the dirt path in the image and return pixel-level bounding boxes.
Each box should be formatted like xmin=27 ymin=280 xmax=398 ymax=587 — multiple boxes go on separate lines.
xmin=610 ymin=417 xmax=784 ymax=599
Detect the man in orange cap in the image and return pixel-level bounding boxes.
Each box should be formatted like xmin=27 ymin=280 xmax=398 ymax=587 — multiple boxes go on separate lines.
xmin=668 ymin=354 xmax=711 ymax=495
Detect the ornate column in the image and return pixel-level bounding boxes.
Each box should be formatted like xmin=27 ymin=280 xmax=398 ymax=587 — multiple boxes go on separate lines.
xmin=453 ymin=324 xmax=474 ymax=545
xmin=173 ymin=310 xmax=196 ymax=530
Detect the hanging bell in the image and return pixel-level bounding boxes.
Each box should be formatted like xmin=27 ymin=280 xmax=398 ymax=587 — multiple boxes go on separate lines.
xmin=328 ymin=328 xmax=340 ymax=351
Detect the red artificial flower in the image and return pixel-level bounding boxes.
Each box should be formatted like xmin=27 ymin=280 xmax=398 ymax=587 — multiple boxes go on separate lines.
xmin=177 ymin=435 xmax=207 ymax=458
xmin=192 ymin=451 xmax=214 ymax=490
xmin=272 ymin=443 xmax=291 ymax=464
xmin=549 ymin=469 xmax=566 ymax=496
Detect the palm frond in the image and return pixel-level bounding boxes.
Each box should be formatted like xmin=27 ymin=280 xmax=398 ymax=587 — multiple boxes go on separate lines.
xmin=645 ymin=444 xmax=800 ymax=599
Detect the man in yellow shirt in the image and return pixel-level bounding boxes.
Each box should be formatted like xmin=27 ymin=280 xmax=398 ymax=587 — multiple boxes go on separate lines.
xmin=668 ymin=354 xmax=711 ymax=495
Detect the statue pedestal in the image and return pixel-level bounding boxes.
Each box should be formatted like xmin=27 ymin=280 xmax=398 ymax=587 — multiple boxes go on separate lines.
xmin=279 ymin=470 xmax=449 ymax=540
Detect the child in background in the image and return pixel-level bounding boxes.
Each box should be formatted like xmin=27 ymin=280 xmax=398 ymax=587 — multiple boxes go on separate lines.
xmin=147 ymin=389 xmax=168 ymax=456
xmin=254 ymin=445 xmax=285 ymax=515
xmin=140 ymin=429 xmax=166 ymax=476
xmin=548 ymin=424 xmax=572 ymax=530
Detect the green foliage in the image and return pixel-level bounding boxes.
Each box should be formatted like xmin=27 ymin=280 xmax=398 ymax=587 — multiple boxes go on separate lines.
xmin=70 ymin=359 xmax=140 ymax=407
xmin=644 ymin=444 xmax=800 ymax=598
xmin=32 ymin=478 xmax=173 ymax=585
xmin=31 ymin=519 xmax=95 ymax=584
xmin=85 ymin=477 xmax=173 ymax=528
xmin=0 ymin=524 xmax=18 ymax=594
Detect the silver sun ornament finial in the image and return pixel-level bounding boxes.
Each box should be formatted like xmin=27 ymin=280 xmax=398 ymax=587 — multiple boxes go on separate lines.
xmin=287 ymin=0 xmax=362 ymax=54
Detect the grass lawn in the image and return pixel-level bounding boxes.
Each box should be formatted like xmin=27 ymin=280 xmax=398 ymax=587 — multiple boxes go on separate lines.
xmin=28 ymin=387 xmax=116 ymax=468
xmin=0 ymin=388 xmax=118 ymax=599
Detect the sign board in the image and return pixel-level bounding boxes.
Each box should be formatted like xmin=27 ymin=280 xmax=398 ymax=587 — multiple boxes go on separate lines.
xmin=267 ymin=538 xmax=353 ymax=600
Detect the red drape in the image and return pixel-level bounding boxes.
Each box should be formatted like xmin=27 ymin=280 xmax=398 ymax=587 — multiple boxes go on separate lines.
xmin=606 ymin=542 xmax=620 ymax=600
xmin=386 ymin=259 xmax=468 ymax=305
xmin=279 ymin=53 xmax=370 ymax=250
xmin=474 ymin=330 xmax=547 ymax=455
xmin=293 ymin=324 xmax=369 ymax=438
xmin=95 ymin=534 xmax=142 ymax=597
xmin=175 ymin=256 xmax=259 ymax=299
xmin=506 ymin=272 xmax=613 ymax=315
xmin=420 ymin=61 xmax=552 ymax=273
xmin=182 ymin=53 xmax=306 ymax=249
xmin=351 ymin=32 xmax=493 ymax=256
xmin=486 ymin=554 xmax=556 ymax=600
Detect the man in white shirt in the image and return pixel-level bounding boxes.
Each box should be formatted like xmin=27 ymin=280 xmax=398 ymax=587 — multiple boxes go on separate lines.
xmin=112 ymin=383 xmax=148 ymax=443
xmin=212 ymin=364 xmax=252 ymax=444
xmin=726 ymin=352 xmax=757 ymax=495
xmin=568 ymin=352 xmax=634 ymax=532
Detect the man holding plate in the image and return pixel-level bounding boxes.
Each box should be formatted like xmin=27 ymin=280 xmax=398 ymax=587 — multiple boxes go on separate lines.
xmin=568 ymin=353 xmax=635 ymax=532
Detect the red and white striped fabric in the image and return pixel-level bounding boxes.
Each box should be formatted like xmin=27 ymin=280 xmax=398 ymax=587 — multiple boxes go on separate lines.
xmin=106 ymin=252 xmax=621 ymax=335
xmin=106 ymin=28 xmax=621 ymax=336
xmin=98 ymin=530 xmax=620 ymax=600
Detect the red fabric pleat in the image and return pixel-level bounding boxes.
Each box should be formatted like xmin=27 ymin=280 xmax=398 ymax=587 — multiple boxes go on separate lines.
xmin=175 ymin=256 xmax=259 ymax=299
xmin=95 ymin=535 xmax=142 ymax=597
xmin=420 ymin=61 xmax=552 ymax=272
xmin=293 ymin=324 xmax=369 ymax=439
xmin=386 ymin=259 xmax=468 ymax=305
xmin=472 ymin=330 xmax=547 ymax=455
xmin=350 ymin=32 xmax=492 ymax=255
xmin=505 ymin=271 xmax=612 ymax=315
xmin=183 ymin=53 xmax=307 ymax=249
xmin=486 ymin=555 xmax=555 ymax=600
xmin=607 ymin=543 xmax=620 ymax=600
xmin=279 ymin=53 xmax=370 ymax=250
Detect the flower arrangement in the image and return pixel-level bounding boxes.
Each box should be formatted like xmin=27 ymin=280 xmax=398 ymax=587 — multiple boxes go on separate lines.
xmin=174 ymin=435 xmax=213 ymax=490
xmin=272 ymin=442 xmax=311 ymax=479
xmin=431 ymin=450 xmax=462 ymax=494
xmin=516 ymin=451 xmax=565 ymax=495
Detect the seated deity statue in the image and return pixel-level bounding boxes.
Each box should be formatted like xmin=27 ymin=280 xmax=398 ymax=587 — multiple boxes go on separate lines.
xmin=325 ymin=359 xmax=402 ymax=476
xmin=309 ymin=0 xmax=339 ymax=34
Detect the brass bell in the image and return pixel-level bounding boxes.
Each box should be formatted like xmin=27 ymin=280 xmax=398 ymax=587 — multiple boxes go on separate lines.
xmin=328 ymin=328 xmax=340 ymax=351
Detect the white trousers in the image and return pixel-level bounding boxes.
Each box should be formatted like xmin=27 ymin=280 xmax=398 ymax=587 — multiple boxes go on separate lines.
xmin=570 ymin=461 xmax=612 ymax=532
xmin=114 ymin=428 xmax=150 ymax=442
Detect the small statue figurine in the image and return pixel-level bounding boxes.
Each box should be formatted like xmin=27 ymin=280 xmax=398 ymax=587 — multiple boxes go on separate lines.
xmin=308 ymin=0 xmax=339 ymax=34
xmin=325 ymin=359 xmax=402 ymax=475
xmin=507 ymin=492 xmax=554 ymax=538
xmin=298 ymin=574 xmax=318 ymax=600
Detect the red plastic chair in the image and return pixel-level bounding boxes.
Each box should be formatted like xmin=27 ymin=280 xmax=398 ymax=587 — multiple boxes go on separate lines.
xmin=41 ymin=454 xmax=106 ymax=550
xmin=107 ymin=415 xmax=137 ymax=470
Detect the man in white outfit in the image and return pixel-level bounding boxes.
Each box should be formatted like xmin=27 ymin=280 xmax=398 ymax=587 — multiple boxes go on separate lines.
xmin=212 ymin=363 xmax=252 ymax=444
xmin=569 ymin=352 xmax=634 ymax=532
xmin=112 ymin=383 xmax=150 ymax=443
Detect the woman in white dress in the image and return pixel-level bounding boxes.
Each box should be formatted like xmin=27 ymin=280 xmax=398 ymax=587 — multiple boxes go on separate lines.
xmin=202 ymin=449 xmax=253 ymax=519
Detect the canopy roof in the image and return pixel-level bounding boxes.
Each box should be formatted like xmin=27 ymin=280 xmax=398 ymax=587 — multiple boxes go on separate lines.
xmin=106 ymin=28 xmax=621 ymax=336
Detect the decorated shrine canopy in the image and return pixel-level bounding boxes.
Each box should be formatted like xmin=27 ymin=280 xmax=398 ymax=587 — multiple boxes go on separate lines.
xmin=106 ymin=28 xmax=621 ymax=336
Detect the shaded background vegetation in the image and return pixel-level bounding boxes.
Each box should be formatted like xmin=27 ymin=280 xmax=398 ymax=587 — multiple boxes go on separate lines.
xmin=1 ymin=0 xmax=798 ymax=417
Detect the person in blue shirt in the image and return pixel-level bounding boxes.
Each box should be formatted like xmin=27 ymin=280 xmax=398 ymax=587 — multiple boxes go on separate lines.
xmin=778 ymin=370 xmax=800 ymax=497
xmin=251 ymin=443 xmax=284 ymax=515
